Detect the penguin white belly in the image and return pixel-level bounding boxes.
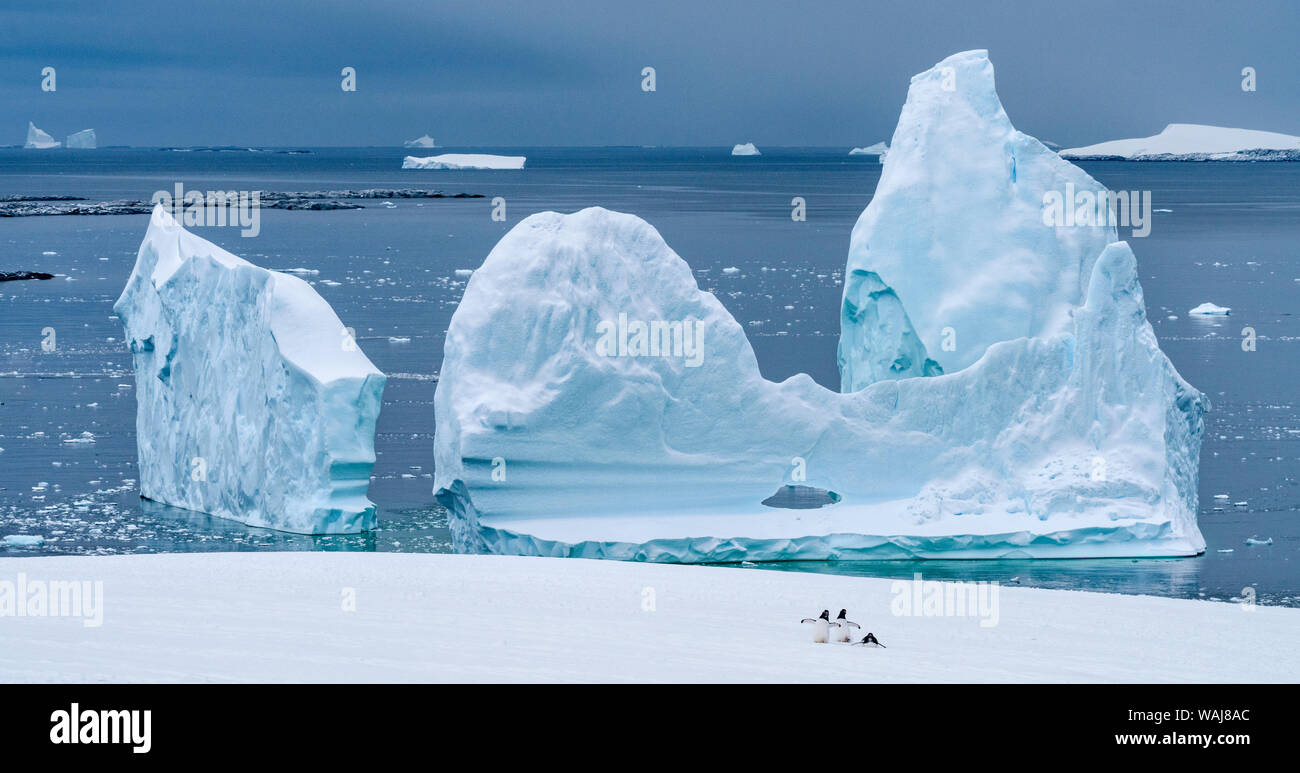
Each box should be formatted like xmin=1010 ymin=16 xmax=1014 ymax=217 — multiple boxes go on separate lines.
xmin=833 ymin=624 xmax=852 ymax=643
xmin=812 ymin=619 xmax=829 ymax=643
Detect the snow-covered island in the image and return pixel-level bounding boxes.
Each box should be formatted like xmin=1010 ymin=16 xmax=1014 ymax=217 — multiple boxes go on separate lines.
xmin=114 ymin=206 xmax=386 ymax=534
xmin=403 ymin=153 xmax=526 ymax=170
xmin=403 ymin=134 xmax=436 ymax=148
xmin=1060 ymin=123 xmax=1300 ymax=161
xmin=3 ymin=553 xmax=1297 ymax=682
xmin=24 ymin=122 xmax=60 ymax=149
xmin=849 ymin=141 xmax=888 ymax=158
xmin=65 ymin=128 xmax=96 ymax=149
xmin=731 ymin=142 xmax=761 ymax=156
xmin=432 ymin=51 xmax=1206 ymax=563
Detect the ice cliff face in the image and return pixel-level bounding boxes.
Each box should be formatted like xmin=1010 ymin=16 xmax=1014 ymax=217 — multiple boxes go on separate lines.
xmin=433 ymin=50 xmax=1205 ymax=562
xmin=115 ymin=206 xmax=385 ymax=533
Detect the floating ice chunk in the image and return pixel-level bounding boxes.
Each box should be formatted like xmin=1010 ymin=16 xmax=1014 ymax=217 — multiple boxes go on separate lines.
xmin=24 ymin=122 xmax=61 ymax=149
xmin=454 ymin=269 xmax=474 ymax=278
xmin=1244 ymin=536 xmax=1273 ymax=546
xmin=403 ymin=134 xmax=436 ymax=148
xmin=65 ymin=129 xmax=97 ymax=149
xmin=849 ymin=142 xmax=888 ymax=159
xmin=2 ymin=535 xmax=44 ymax=547
xmin=731 ymin=143 xmax=761 ymax=156
xmin=402 ymin=154 xmax=525 ymax=170
xmin=114 ymin=205 xmax=386 ymax=533
xmin=1188 ymin=302 xmax=1231 ymax=316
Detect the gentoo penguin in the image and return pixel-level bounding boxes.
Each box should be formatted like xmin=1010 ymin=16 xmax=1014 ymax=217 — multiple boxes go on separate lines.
xmin=832 ymin=609 xmax=860 ymax=642
xmin=800 ymin=609 xmax=831 ymax=643
xmin=853 ymin=632 xmax=886 ymax=648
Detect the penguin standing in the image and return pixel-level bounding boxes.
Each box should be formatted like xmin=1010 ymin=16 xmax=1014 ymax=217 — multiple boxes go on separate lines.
xmin=832 ymin=609 xmax=860 ymax=642
xmin=800 ymin=610 xmax=831 ymax=643
xmin=853 ymin=632 xmax=886 ymax=648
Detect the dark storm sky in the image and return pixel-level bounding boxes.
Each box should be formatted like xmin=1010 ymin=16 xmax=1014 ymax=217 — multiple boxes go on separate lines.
xmin=2 ymin=0 xmax=1297 ymax=147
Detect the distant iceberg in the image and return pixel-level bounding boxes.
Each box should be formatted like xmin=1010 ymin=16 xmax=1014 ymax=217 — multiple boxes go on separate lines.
xmin=404 ymin=134 xmax=436 ymax=148
xmin=1188 ymin=302 xmax=1230 ymax=316
xmin=849 ymin=141 xmax=888 ymax=158
xmin=1060 ymin=124 xmax=1300 ymax=161
xmin=114 ymin=206 xmax=386 ymax=534
xmin=731 ymin=143 xmax=760 ymax=156
xmin=65 ymin=129 xmax=96 ymax=149
xmin=403 ymin=153 xmax=525 ymax=170
xmin=433 ymin=55 xmax=1204 ymax=563
xmin=25 ymin=122 xmax=61 ymax=149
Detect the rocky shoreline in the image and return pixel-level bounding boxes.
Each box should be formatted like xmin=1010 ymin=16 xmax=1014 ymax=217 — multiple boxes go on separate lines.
xmin=0 ymin=188 xmax=484 ymax=217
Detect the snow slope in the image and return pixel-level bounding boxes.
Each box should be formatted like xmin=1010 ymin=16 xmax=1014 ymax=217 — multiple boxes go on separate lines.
xmin=1060 ymin=124 xmax=1300 ymax=160
xmin=24 ymin=122 xmax=60 ymax=149
xmin=434 ymin=50 xmax=1205 ymax=563
xmin=402 ymin=153 xmax=525 ymax=170
xmin=1 ymin=553 xmax=1295 ymax=683
xmin=113 ymin=206 xmax=386 ymax=534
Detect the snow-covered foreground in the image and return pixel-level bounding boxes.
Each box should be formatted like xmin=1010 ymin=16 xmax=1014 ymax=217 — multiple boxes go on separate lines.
xmin=2 ymin=553 xmax=1296 ymax=683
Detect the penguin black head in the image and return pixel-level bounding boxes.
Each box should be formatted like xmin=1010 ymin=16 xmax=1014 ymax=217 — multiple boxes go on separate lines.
xmin=837 ymin=609 xmax=848 ymax=619
xmin=819 ymin=610 xmax=830 ymax=620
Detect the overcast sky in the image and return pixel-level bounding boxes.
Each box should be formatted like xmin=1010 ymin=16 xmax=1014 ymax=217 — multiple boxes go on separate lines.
xmin=3 ymin=0 xmax=1297 ymax=147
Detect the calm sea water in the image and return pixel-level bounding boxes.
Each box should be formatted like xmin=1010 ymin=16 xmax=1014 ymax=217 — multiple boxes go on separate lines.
xmin=1 ymin=147 xmax=1297 ymax=605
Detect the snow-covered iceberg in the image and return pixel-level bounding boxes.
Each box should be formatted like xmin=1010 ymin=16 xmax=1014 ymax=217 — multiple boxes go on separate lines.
xmin=731 ymin=143 xmax=761 ymax=156
xmin=115 ymin=206 xmax=386 ymax=533
xmin=849 ymin=142 xmax=888 ymax=158
xmin=65 ymin=129 xmax=96 ymax=149
xmin=24 ymin=122 xmax=60 ymax=149
xmin=1060 ymin=124 xmax=1300 ymax=161
xmin=434 ymin=50 xmax=1205 ymax=562
xmin=402 ymin=153 xmax=525 ymax=170
xmin=1188 ymin=302 xmax=1230 ymax=316
xmin=403 ymin=134 xmax=436 ymax=148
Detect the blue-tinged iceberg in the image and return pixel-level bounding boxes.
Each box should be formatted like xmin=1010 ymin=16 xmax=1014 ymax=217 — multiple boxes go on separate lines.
xmin=115 ymin=206 xmax=386 ymax=533
xmin=25 ymin=122 xmax=60 ymax=149
xmin=434 ymin=50 xmax=1205 ymax=562
xmin=65 ymin=129 xmax=96 ymax=149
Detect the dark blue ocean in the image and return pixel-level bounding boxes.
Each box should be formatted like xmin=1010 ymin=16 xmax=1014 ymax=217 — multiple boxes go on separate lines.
xmin=2 ymin=146 xmax=1297 ymax=605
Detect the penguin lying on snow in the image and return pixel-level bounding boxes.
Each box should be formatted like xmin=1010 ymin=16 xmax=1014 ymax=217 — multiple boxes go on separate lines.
xmin=832 ymin=609 xmax=860 ymax=642
xmin=800 ymin=610 xmax=831 ymax=643
xmin=853 ymin=632 xmax=886 ymax=648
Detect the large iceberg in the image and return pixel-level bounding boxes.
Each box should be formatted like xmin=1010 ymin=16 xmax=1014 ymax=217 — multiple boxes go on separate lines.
xmin=1061 ymin=123 xmax=1300 ymax=161
xmin=65 ymin=129 xmax=96 ymax=149
xmin=115 ymin=206 xmax=386 ymax=533
xmin=433 ymin=50 xmax=1205 ymax=562
xmin=24 ymin=122 xmax=60 ymax=149
xmin=403 ymin=153 xmax=525 ymax=170
xmin=403 ymin=134 xmax=436 ymax=148
xmin=731 ymin=143 xmax=761 ymax=156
